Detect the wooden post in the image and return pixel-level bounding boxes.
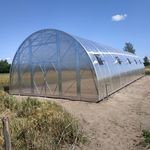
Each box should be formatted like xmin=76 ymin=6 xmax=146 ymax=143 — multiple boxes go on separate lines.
xmin=1 ymin=117 xmax=12 ymax=150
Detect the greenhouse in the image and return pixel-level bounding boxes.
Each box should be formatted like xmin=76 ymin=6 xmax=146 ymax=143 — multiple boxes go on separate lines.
xmin=10 ymin=29 xmax=145 ymax=102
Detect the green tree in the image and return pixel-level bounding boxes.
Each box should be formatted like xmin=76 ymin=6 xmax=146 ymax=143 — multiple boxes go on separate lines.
xmin=143 ymin=56 xmax=150 ymax=66
xmin=0 ymin=59 xmax=11 ymax=73
xmin=123 ymin=42 xmax=135 ymax=54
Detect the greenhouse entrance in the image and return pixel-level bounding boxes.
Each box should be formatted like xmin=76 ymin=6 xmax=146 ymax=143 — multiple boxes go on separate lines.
xmin=33 ymin=62 xmax=58 ymax=96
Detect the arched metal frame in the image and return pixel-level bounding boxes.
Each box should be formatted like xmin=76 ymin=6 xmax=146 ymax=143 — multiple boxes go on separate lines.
xmin=10 ymin=29 xmax=145 ymax=102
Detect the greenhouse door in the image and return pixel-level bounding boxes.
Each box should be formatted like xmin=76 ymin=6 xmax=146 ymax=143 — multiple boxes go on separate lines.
xmin=61 ymin=69 xmax=77 ymax=98
xmin=45 ymin=62 xmax=58 ymax=96
xmin=33 ymin=62 xmax=58 ymax=96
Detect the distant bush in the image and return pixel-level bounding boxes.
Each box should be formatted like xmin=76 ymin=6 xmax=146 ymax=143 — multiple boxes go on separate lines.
xmin=143 ymin=56 xmax=150 ymax=66
xmin=0 ymin=91 xmax=86 ymax=149
xmin=0 ymin=60 xmax=11 ymax=73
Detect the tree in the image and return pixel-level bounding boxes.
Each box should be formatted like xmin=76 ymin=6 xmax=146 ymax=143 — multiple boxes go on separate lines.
xmin=123 ymin=42 xmax=135 ymax=54
xmin=0 ymin=60 xmax=11 ymax=73
xmin=143 ymin=56 xmax=150 ymax=66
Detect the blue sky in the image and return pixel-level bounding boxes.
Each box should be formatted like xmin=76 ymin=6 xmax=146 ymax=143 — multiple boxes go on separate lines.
xmin=0 ymin=0 xmax=150 ymax=62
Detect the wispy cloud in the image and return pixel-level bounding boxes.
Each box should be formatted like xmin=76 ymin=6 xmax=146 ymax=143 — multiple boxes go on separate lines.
xmin=6 ymin=57 xmax=12 ymax=63
xmin=6 ymin=57 xmax=11 ymax=60
xmin=112 ymin=14 xmax=127 ymax=21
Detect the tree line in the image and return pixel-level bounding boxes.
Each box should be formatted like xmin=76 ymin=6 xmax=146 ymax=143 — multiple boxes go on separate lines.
xmin=0 ymin=60 xmax=11 ymax=73
xmin=123 ymin=42 xmax=149 ymax=66
xmin=0 ymin=43 xmax=149 ymax=73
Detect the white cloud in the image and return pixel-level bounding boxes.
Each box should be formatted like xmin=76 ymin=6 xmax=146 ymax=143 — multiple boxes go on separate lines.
xmin=6 ymin=57 xmax=11 ymax=60
xmin=6 ymin=57 xmax=12 ymax=63
xmin=112 ymin=14 xmax=127 ymax=21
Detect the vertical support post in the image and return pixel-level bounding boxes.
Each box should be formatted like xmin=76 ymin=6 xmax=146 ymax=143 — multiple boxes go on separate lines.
xmin=56 ymin=31 xmax=62 ymax=95
xmin=2 ymin=117 xmax=12 ymax=150
xmin=105 ymin=83 xmax=108 ymax=100
xmin=29 ymin=39 xmax=34 ymax=94
xmin=17 ymin=52 xmax=21 ymax=94
xmin=75 ymin=42 xmax=81 ymax=98
xmin=44 ymin=63 xmax=47 ymax=96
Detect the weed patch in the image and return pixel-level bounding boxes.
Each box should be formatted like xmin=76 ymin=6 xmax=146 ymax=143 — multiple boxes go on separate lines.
xmin=142 ymin=130 xmax=150 ymax=148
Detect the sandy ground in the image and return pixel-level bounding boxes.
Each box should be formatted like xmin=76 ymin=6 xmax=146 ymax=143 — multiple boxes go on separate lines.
xmin=15 ymin=76 xmax=150 ymax=150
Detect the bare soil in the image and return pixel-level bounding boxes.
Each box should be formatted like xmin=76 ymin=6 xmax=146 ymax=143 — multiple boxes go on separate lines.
xmin=15 ymin=76 xmax=150 ymax=150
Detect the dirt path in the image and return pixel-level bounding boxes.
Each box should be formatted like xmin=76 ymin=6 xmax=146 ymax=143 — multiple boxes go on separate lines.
xmin=15 ymin=76 xmax=150 ymax=150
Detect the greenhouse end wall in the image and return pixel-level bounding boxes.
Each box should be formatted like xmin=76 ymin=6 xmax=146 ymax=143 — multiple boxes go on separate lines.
xmin=9 ymin=29 xmax=145 ymax=102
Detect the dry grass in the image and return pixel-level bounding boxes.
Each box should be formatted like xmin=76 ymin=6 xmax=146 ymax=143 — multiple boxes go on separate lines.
xmin=0 ymin=74 xmax=9 ymax=90
xmin=0 ymin=87 xmax=86 ymax=149
xmin=0 ymin=72 xmax=87 ymax=149
xmin=145 ymin=66 xmax=150 ymax=75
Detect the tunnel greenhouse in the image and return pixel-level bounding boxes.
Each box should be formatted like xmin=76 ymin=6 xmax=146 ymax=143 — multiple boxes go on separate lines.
xmin=10 ymin=29 xmax=145 ymax=102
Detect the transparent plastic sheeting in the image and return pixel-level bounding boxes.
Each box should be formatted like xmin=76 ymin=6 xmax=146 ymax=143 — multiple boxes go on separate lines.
xmin=10 ymin=29 xmax=145 ymax=102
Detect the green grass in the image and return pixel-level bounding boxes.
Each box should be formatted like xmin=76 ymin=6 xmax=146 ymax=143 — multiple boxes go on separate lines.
xmin=142 ymin=130 xmax=150 ymax=148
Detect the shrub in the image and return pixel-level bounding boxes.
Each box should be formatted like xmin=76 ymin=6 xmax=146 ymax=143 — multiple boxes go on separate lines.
xmin=143 ymin=130 xmax=150 ymax=144
xmin=0 ymin=60 xmax=11 ymax=73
